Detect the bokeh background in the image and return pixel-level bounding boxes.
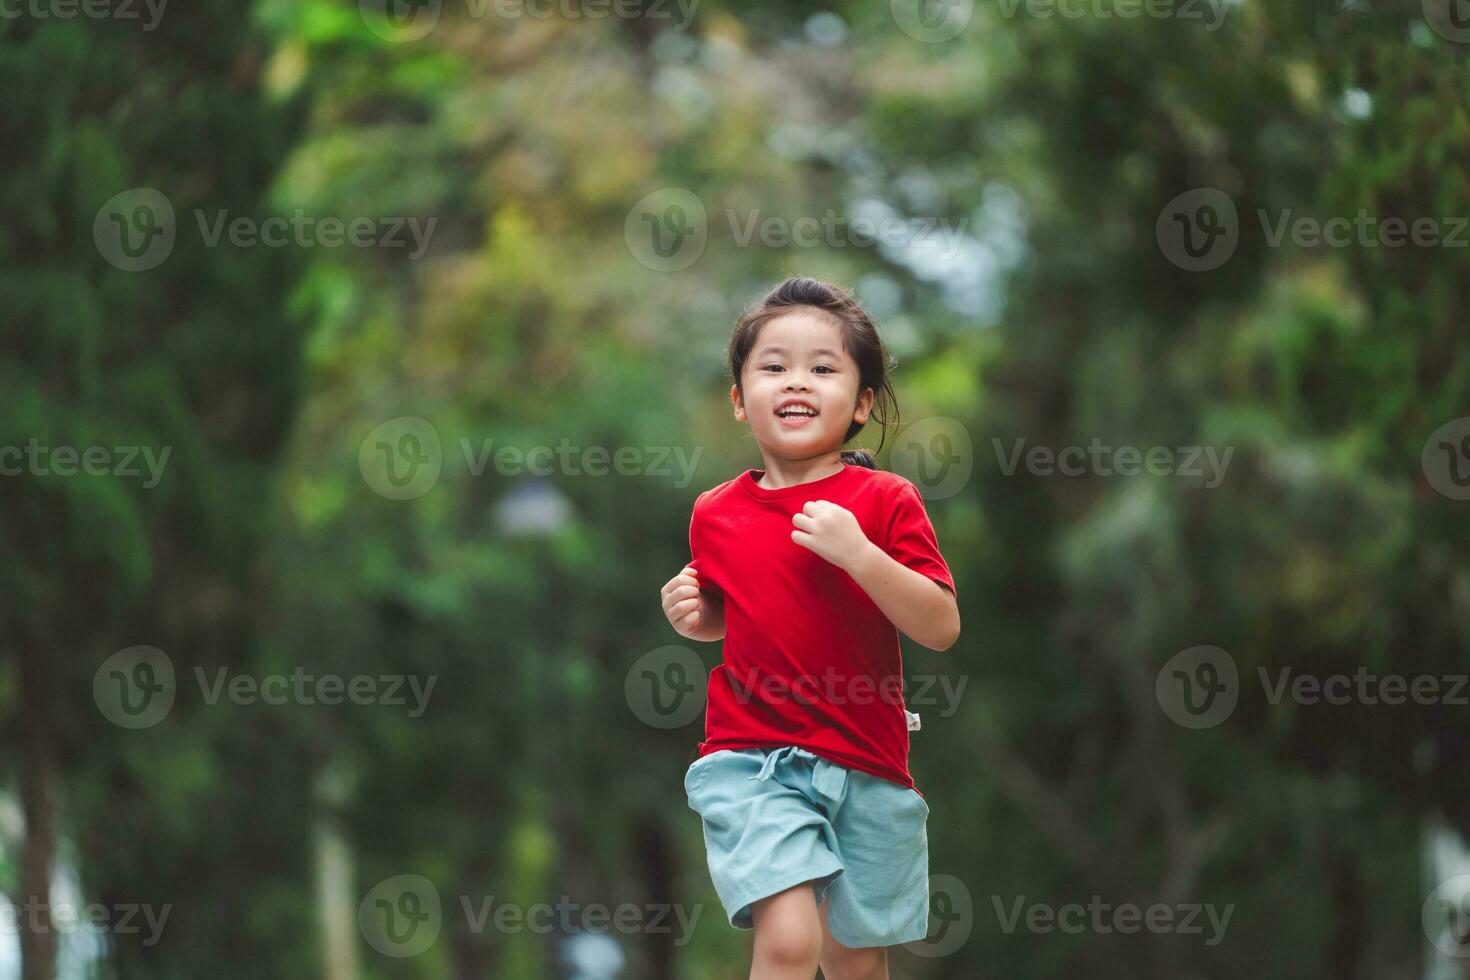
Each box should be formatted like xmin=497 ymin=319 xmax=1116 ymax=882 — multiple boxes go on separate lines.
xmin=3 ymin=0 xmax=1470 ymax=977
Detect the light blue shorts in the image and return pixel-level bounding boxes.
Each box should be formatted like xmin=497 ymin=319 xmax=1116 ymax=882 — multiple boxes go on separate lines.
xmin=683 ymin=745 xmax=930 ymax=949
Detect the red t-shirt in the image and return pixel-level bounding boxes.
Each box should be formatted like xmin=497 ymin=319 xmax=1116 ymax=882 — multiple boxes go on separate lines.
xmin=687 ymin=462 xmax=955 ymax=790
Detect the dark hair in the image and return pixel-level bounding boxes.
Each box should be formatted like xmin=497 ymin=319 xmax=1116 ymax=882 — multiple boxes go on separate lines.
xmin=727 ymin=276 xmax=899 ymax=470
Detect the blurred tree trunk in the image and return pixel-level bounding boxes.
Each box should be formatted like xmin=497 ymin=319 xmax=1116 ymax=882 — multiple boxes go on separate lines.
xmin=1325 ymin=846 xmax=1365 ymax=979
xmin=315 ymin=814 xmax=361 ymax=980
xmin=20 ymin=642 xmax=57 ymax=980
xmin=633 ymin=816 xmax=675 ymax=980
xmin=315 ymin=761 xmax=361 ymax=980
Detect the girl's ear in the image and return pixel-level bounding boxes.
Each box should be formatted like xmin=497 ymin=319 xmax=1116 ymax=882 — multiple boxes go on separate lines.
xmin=730 ymin=384 xmax=746 ymax=421
xmin=852 ymin=387 xmax=875 ymax=424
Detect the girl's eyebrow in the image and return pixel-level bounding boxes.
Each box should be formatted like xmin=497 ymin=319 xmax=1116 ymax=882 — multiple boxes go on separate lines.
xmin=755 ymin=346 xmax=843 ymax=359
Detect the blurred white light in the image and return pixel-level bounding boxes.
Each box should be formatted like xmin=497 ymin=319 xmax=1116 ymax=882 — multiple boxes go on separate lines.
xmin=562 ymin=932 xmax=625 ymax=980
xmin=805 ymin=11 xmax=847 ymax=46
xmin=494 ymin=479 xmax=573 ymax=537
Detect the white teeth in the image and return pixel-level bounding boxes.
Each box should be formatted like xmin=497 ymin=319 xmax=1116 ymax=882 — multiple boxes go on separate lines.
xmin=778 ymin=406 xmax=817 ymax=417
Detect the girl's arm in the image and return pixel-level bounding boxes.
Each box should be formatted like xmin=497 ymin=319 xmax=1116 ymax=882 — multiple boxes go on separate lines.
xmin=661 ymin=565 xmax=727 ymax=642
xmin=791 ymin=500 xmax=960 ymax=652
xmin=845 ymin=542 xmax=959 ymax=652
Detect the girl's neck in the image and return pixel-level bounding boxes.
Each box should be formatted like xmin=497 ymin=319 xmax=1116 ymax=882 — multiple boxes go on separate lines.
xmin=753 ymin=452 xmax=846 ymax=490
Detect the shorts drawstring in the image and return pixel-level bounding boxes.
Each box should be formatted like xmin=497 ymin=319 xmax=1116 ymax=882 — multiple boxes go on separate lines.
xmin=748 ymin=746 xmax=850 ymax=809
xmin=749 ymin=745 xmax=801 ymax=783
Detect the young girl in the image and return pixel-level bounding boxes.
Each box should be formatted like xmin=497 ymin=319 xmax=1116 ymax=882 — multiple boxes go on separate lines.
xmin=659 ymin=276 xmax=960 ymax=980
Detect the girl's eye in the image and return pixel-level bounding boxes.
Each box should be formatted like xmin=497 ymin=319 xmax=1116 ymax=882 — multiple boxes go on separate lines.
xmin=813 ymin=365 xmax=834 ymax=374
xmin=761 ymin=364 xmax=784 ymax=372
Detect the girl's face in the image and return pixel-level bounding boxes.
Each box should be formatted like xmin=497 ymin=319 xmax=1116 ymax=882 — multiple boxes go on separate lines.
xmin=731 ymin=310 xmax=874 ymax=461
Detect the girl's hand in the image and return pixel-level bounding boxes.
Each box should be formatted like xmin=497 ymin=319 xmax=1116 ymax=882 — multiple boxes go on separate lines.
xmin=661 ymin=565 xmax=726 ymax=641
xmin=791 ymin=500 xmax=873 ymax=572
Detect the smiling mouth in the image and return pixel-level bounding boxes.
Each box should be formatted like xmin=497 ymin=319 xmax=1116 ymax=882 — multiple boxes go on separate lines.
xmin=775 ymin=404 xmax=819 ymax=428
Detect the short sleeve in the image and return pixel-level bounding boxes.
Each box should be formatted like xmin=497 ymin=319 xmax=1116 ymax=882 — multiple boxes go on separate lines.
xmin=688 ymin=490 xmax=724 ymax=599
xmin=883 ymin=481 xmax=955 ymax=596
